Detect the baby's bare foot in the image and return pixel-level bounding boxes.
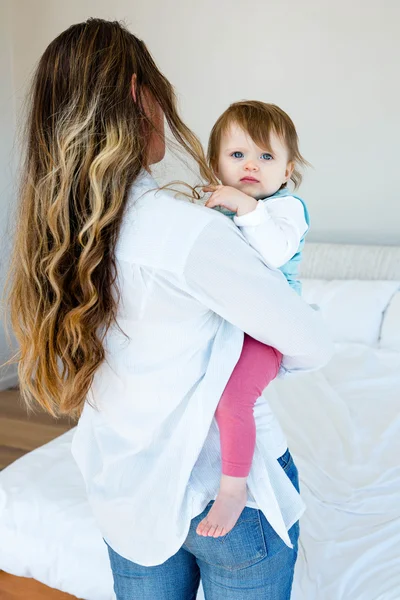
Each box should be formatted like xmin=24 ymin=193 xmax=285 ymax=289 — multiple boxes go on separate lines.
xmin=196 ymin=476 xmax=248 ymax=538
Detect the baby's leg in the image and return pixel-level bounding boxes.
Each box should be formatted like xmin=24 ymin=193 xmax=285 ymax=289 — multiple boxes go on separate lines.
xmin=196 ymin=334 xmax=282 ymax=537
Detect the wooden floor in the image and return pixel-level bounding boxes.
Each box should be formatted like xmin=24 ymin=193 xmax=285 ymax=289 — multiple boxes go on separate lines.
xmin=0 ymin=386 xmax=74 ymax=470
xmin=0 ymin=385 xmax=80 ymax=599
xmin=0 ymin=571 xmax=81 ymax=599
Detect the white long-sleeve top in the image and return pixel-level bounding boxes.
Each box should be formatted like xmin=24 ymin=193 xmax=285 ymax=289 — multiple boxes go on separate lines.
xmin=233 ymin=196 xmax=309 ymax=269
xmin=70 ymin=169 xmax=333 ymax=566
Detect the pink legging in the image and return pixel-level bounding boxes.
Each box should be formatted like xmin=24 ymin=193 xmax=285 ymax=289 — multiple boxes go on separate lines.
xmin=215 ymin=333 xmax=283 ymax=478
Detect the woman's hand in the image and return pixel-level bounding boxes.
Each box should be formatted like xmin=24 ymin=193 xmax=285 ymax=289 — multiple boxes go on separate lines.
xmin=203 ymin=185 xmax=258 ymax=217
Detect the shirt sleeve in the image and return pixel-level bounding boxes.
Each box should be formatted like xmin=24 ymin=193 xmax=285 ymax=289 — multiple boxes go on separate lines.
xmin=182 ymin=216 xmax=333 ymax=373
xmin=233 ymin=196 xmax=308 ymax=269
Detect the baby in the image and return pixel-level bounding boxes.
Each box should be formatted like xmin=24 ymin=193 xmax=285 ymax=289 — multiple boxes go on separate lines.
xmin=196 ymin=101 xmax=309 ymax=538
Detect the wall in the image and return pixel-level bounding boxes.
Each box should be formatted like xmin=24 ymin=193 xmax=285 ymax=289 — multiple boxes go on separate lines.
xmin=10 ymin=0 xmax=400 ymax=244
xmin=0 ymin=0 xmax=18 ymax=388
xmin=1 ymin=0 xmax=399 ymax=383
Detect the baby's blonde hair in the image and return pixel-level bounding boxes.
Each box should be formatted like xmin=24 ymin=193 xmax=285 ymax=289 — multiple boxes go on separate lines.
xmin=208 ymin=100 xmax=309 ymax=189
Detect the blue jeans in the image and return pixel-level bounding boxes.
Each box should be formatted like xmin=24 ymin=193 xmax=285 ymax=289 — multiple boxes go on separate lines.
xmin=105 ymin=449 xmax=300 ymax=599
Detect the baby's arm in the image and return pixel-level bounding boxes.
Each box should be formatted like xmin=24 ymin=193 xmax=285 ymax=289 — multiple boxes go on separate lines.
xmin=233 ymin=196 xmax=308 ymax=269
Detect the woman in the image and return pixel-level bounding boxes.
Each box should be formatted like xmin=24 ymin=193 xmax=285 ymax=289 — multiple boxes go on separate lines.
xmin=2 ymin=18 xmax=333 ymax=599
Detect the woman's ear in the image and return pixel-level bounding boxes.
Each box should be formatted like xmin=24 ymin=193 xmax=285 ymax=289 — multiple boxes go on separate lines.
xmin=131 ymin=73 xmax=137 ymax=102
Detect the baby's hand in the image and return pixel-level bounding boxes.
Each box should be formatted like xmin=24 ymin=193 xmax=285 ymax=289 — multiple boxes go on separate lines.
xmin=202 ymin=185 xmax=258 ymax=217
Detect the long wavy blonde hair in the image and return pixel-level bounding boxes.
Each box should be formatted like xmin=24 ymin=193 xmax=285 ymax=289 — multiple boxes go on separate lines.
xmin=0 ymin=18 xmax=216 ymax=420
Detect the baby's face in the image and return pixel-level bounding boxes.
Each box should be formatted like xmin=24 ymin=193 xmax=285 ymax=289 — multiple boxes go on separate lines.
xmin=215 ymin=123 xmax=294 ymax=199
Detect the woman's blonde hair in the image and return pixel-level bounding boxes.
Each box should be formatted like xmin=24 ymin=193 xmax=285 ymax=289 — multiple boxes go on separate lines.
xmin=208 ymin=100 xmax=309 ymax=189
xmin=0 ymin=18 xmax=216 ymax=420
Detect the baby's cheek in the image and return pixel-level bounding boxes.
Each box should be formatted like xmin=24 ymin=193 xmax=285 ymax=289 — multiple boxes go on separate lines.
xmin=218 ymin=160 xmax=234 ymax=180
xmin=222 ymin=172 xmax=237 ymax=188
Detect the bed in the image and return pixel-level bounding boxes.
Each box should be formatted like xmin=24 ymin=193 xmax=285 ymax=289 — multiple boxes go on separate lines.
xmin=0 ymin=242 xmax=399 ymax=600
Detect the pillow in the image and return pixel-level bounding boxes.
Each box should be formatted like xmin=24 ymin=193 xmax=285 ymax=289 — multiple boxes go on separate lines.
xmin=379 ymin=291 xmax=400 ymax=351
xmin=302 ymin=280 xmax=399 ymax=346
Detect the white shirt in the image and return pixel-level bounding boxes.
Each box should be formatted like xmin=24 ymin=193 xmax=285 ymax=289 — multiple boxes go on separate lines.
xmin=70 ymin=170 xmax=333 ymax=566
xmin=233 ymin=196 xmax=309 ymax=269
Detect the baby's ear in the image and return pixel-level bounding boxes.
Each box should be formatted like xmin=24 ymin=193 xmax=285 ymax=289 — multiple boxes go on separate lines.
xmin=284 ymin=161 xmax=295 ymax=181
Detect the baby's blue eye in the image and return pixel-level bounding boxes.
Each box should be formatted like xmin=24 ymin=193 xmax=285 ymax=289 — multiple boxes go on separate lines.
xmin=261 ymin=153 xmax=273 ymax=160
xmin=231 ymin=151 xmax=244 ymax=158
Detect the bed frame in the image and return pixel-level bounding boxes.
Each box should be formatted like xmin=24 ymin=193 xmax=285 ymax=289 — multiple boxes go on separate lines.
xmin=301 ymin=242 xmax=400 ymax=281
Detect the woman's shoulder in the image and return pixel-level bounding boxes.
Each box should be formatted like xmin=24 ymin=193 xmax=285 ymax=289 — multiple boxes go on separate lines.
xmin=130 ymin=172 xmax=232 ymax=230
xmin=118 ymin=172 xmax=235 ymax=268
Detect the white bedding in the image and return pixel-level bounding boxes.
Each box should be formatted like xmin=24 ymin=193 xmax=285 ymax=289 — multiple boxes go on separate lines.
xmin=0 ymin=270 xmax=399 ymax=599
xmin=268 ymin=344 xmax=400 ymax=600
xmin=0 ymin=427 xmax=114 ymax=600
xmin=1 ymin=342 xmax=399 ymax=599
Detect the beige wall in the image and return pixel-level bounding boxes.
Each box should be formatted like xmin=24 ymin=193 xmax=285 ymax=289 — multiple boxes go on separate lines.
xmin=10 ymin=0 xmax=400 ymax=245
xmin=1 ymin=0 xmax=399 ymax=380
xmin=0 ymin=0 xmax=18 ymax=384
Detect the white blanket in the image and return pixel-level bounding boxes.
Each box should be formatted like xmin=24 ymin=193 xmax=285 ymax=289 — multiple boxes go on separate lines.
xmin=267 ymin=344 xmax=400 ymax=600
xmin=0 ymin=343 xmax=399 ymax=599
